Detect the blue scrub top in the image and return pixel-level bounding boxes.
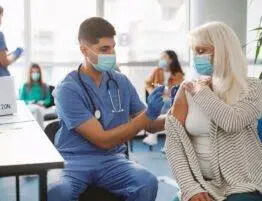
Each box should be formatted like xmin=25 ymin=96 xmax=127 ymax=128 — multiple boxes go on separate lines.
xmin=0 ymin=31 xmax=10 ymax=76
xmin=54 ymin=70 xmax=146 ymax=156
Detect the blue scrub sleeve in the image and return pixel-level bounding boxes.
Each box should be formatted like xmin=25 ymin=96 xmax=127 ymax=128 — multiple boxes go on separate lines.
xmin=0 ymin=32 xmax=7 ymax=51
xmin=55 ymin=85 xmax=94 ymax=130
xmin=125 ymin=77 xmax=146 ymax=116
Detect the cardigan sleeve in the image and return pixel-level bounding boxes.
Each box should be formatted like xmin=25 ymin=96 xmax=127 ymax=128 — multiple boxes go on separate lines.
xmin=165 ymin=114 xmax=206 ymax=201
xmin=192 ymin=79 xmax=262 ymax=133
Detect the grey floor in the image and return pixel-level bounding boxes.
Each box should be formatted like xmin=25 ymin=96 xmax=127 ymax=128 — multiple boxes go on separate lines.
xmin=0 ymin=136 xmax=179 ymax=201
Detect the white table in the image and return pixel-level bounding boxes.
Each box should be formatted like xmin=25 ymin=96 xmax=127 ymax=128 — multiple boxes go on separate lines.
xmin=0 ymin=103 xmax=64 ymax=201
xmin=0 ymin=101 xmax=35 ymax=125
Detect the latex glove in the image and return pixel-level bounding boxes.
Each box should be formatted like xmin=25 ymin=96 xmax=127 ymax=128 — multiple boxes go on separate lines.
xmin=145 ymin=85 xmax=165 ymax=120
xmin=13 ymin=47 xmax=24 ymax=58
xmin=170 ymin=85 xmax=180 ymax=104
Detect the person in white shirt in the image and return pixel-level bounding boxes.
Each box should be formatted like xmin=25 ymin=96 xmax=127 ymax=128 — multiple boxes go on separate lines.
xmin=165 ymin=21 xmax=262 ymax=201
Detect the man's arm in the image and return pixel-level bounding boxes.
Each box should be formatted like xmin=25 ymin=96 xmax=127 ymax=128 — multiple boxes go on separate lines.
xmin=0 ymin=32 xmax=23 ymax=66
xmin=145 ymin=114 xmax=165 ymax=133
xmin=131 ymin=110 xmax=165 ymax=133
xmin=0 ymin=49 xmax=23 ymax=66
xmin=76 ymin=86 xmax=165 ymax=150
xmin=76 ymin=111 xmax=152 ymax=150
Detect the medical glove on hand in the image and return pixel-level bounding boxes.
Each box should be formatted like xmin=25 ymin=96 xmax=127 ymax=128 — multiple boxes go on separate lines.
xmin=145 ymin=85 xmax=165 ymax=120
xmin=13 ymin=47 xmax=24 ymax=58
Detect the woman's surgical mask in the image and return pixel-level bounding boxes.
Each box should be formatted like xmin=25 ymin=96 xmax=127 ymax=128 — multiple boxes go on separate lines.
xmin=158 ymin=59 xmax=168 ymax=69
xmin=193 ymin=54 xmax=213 ymax=76
xmin=31 ymin=72 xmax=40 ymax=81
xmin=87 ymin=48 xmax=116 ymax=72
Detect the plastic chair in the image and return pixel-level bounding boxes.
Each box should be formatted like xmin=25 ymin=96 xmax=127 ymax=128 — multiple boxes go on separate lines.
xmin=44 ymin=120 xmax=125 ymax=201
xmin=44 ymin=85 xmax=58 ymax=121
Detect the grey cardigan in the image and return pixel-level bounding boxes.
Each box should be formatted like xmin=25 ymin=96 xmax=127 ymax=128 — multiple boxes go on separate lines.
xmin=165 ymin=78 xmax=262 ymax=201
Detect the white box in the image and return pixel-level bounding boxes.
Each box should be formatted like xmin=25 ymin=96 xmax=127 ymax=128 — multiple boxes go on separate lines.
xmin=0 ymin=76 xmax=17 ymax=116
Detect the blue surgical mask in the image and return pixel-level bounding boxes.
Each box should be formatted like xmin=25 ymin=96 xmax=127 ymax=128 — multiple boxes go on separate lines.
xmin=31 ymin=72 xmax=40 ymax=81
xmin=88 ymin=48 xmax=116 ymax=72
xmin=193 ymin=54 xmax=213 ymax=76
xmin=158 ymin=59 xmax=168 ymax=68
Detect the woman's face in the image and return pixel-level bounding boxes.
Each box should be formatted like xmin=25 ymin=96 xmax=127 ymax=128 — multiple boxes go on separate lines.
xmin=31 ymin=68 xmax=40 ymax=74
xmin=193 ymin=45 xmax=214 ymax=62
xmin=160 ymin=52 xmax=172 ymax=72
xmin=31 ymin=68 xmax=41 ymax=81
xmin=192 ymin=45 xmax=215 ymax=76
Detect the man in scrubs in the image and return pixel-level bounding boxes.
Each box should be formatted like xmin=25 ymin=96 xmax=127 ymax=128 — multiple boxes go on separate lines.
xmin=48 ymin=17 xmax=166 ymax=201
xmin=0 ymin=5 xmax=23 ymax=76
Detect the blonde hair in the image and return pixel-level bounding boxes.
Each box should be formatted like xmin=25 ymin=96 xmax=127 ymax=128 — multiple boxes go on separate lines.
xmin=188 ymin=21 xmax=248 ymax=104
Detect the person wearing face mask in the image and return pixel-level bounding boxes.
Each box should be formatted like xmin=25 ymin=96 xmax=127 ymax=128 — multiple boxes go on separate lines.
xmin=165 ymin=22 xmax=262 ymax=201
xmin=145 ymin=50 xmax=184 ymax=96
xmin=0 ymin=6 xmax=24 ymax=76
xmin=143 ymin=50 xmax=184 ymax=146
xmin=48 ymin=17 xmax=166 ymax=201
xmin=19 ymin=63 xmax=51 ymax=128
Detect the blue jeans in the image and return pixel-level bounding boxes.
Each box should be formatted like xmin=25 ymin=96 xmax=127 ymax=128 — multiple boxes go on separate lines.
xmin=48 ymin=154 xmax=158 ymax=201
xmin=226 ymin=191 xmax=262 ymax=201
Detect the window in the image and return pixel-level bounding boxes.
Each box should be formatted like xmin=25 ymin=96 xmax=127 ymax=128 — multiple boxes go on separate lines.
xmin=246 ymin=0 xmax=262 ymax=62
xmin=31 ymin=0 xmax=96 ymax=63
xmin=104 ymin=0 xmax=188 ymax=63
xmin=246 ymin=0 xmax=262 ymax=77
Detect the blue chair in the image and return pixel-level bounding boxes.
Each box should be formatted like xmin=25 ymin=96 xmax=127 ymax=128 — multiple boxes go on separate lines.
xmin=258 ymin=118 xmax=262 ymax=141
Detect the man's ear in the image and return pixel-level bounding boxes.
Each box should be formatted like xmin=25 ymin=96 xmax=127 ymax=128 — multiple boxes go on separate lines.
xmin=80 ymin=44 xmax=88 ymax=57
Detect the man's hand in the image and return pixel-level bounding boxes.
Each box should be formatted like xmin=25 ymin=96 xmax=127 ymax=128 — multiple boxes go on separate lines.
xmin=190 ymin=192 xmax=212 ymax=201
xmin=145 ymin=85 xmax=165 ymax=120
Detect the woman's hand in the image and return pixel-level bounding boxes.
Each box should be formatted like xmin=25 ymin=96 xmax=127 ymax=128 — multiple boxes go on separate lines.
xmin=170 ymin=86 xmax=188 ymax=125
xmin=190 ymin=192 xmax=212 ymax=201
xmin=182 ymin=77 xmax=211 ymax=96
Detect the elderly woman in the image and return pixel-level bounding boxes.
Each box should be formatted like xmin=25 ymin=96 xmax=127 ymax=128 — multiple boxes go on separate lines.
xmin=165 ymin=22 xmax=262 ymax=201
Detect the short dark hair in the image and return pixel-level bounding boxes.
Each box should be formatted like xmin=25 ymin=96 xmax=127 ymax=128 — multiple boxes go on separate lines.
xmin=164 ymin=50 xmax=184 ymax=75
xmin=0 ymin=6 xmax=3 ymax=15
xmin=78 ymin=17 xmax=116 ymax=44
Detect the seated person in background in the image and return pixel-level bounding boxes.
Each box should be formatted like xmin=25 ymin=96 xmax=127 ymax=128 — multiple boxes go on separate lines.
xmin=166 ymin=22 xmax=262 ymax=201
xmin=20 ymin=63 xmax=51 ymax=128
xmin=145 ymin=50 xmax=184 ymax=96
xmin=144 ymin=50 xmax=184 ymax=146
xmin=0 ymin=5 xmax=23 ymax=76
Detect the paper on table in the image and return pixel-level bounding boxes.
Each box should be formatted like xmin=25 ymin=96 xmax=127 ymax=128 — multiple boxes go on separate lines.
xmin=0 ymin=101 xmax=35 ymax=125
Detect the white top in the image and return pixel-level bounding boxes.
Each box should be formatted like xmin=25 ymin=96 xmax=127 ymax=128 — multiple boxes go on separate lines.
xmin=185 ymin=92 xmax=213 ymax=179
